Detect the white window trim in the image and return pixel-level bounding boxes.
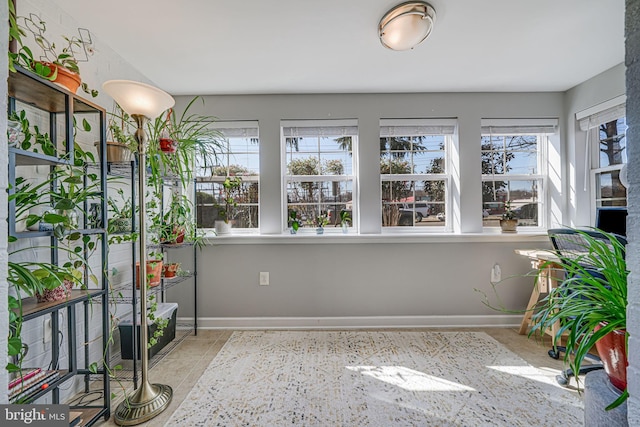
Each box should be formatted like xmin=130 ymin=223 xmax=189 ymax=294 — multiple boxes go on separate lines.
xmin=196 ymin=121 xmax=260 ymax=232
xmin=380 ymin=119 xmax=454 ymax=233
xmin=588 ymin=113 xmax=627 ymax=216
xmin=281 ymin=119 xmax=358 ymax=234
xmin=480 ymin=120 xmax=554 ymax=231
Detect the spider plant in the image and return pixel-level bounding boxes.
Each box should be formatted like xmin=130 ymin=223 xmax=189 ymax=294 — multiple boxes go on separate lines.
xmin=529 ymin=228 xmax=628 ymax=409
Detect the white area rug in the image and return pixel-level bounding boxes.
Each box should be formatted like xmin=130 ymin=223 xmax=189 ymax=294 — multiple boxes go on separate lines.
xmin=166 ymin=331 xmax=583 ymax=426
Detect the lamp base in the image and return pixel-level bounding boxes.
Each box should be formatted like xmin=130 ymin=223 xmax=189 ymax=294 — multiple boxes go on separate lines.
xmin=114 ymin=383 xmax=173 ymax=426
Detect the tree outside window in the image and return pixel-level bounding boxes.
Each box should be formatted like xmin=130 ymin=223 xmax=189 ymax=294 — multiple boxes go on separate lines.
xmin=284 ymin=121 xmax=357 ymax=231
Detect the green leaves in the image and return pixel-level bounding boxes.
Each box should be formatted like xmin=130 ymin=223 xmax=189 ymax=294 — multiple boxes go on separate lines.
xmin=529 ymin=229 xmax=628 ymax=407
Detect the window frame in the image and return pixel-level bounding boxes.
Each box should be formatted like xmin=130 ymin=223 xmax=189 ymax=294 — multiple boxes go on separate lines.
xmin=379 ymin=119 xmax=455 ymax=233
xmin=281 ymin=119 xmax=358 ymax=234
xmin=480 ymin=119 xmax=556 ymax=231
xmin=589 ymin=115 xmax=627 ymax=210
xmin=195 ymin=121 xmax=260 ymax=232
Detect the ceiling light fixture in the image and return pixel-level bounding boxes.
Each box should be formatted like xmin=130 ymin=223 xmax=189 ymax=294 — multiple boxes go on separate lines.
xmin=379 ymin=1 xmax=436 ymax=51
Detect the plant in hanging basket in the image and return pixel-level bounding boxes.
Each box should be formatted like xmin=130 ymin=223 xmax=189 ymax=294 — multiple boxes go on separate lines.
xmin=159 ymin=109 xmax=178 ymax=153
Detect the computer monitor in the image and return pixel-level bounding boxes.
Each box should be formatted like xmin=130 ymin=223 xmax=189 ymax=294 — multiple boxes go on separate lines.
xmin=595 ymin=207 xmax=627 ymax=237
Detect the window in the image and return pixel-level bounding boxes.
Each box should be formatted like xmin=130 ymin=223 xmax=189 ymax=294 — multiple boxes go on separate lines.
xmin=380 ymin=119 xmax=454 ymax=230
xmin=195 ymin=122 xmax=259 ymax=229
xmin=283 ymin=120 xmax=357 ymax=232
xmin=480 ymin=119 xmax=556 ymax=229
xmin=588 ymin=114 xmax=627 ymax=208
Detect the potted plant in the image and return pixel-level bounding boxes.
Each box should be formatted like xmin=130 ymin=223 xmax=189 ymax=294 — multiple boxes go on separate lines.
xmin=499 ymin=200 xmax=518 ymax=233
xmin=9 ymin=12 xmax=98 ymax=97
xmin=339 ymin=210 xmax=351 ymax=234
xmin=530 ymin=229 xmax=628 ymax=409
xmin=161 ymin=192 xmax=191 ymax=244
xmin=311 ymin=214 xmax=329 ymax=235
xmin=162 ymin=262 xmax=180 ymax=278
xmin=288 ymin=210 xmax=301 ymax=234
xmin=146 ymin=96 xmax=224 ymax=191
xmin=214 ymin=176 xmax=243 ymax=235
xmin=107 ymin=188 xmax=134 ymax=235
xmin=96 ymin=105 xmax=137 ymax=162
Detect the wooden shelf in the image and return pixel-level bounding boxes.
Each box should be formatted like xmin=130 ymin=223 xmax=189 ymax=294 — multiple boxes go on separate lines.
xmin=20 ymin=290 xmax=106 ymax=320
xmin=70 ymin=407 xmax=106 ymax=427
xmin=8 ymin=66 xmax=102 ymax=113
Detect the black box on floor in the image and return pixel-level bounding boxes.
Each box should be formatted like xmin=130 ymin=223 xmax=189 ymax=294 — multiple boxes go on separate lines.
xmin=118 ymin=303 xmax=178 ymax=360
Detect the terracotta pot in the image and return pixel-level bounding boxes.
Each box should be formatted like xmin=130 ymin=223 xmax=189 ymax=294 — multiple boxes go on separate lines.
xmin=162 ymin=226 xmax=185 ymax=244
xmin=136 ymin=260 xmax=163 ymax=288
xmin=41 ymin=62 xmax=82 ymax=93
xmin=162 ymin=263 xmax=180 ymax=278
xmin=37 ymin=279 xmax=73 ymax=303
xmin=594 ymin=323 xmax=628 ymax=392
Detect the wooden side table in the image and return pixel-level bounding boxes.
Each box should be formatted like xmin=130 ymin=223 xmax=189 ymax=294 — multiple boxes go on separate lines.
xmin=514 ymin=249 xmax=564 ymax=341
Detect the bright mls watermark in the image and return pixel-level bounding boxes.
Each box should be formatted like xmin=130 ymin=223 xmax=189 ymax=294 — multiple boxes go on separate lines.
xmin=1 ymin=405 xmax=69 ymax=426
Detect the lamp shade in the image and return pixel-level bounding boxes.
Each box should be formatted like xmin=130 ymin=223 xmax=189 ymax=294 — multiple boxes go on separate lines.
xmin=379 ymin=2 xmax=436 ymax=51
xmin=102 ymin=80 xmax=175 ymax=119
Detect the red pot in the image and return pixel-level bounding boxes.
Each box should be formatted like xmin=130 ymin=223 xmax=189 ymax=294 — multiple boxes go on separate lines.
xmin=159 ymin=137 xmax=177 ymax=153
xmin=594 ymin=323 xmax=627 ymax=391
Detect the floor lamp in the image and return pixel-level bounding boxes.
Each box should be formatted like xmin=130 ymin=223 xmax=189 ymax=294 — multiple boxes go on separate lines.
xmin=103 ymin=80 xmax=175 ymax=426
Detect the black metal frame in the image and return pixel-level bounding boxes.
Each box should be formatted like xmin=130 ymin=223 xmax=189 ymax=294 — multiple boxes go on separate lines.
xmin=7 ymin=66 xmax=110 ymax=424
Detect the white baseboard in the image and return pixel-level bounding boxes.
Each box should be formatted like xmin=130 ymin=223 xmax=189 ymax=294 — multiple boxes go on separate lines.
xmin=177 ymin=315 xmax=522 ymax=330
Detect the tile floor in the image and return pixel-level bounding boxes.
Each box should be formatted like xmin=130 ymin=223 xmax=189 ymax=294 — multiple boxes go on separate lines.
xmin=93 ymin=327 xmax=579 ymax=426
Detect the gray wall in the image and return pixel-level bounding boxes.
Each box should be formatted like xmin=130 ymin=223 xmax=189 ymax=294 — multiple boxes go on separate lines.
xmin=168 ymin=91 xmax=566 ymax=328
xmin=625 ymin=0 xmax=639 ymax=422
xmin=564 ymin=64 xmax=626 ymax=227
xmin=169 ymin=238 xmax=545 ymax=328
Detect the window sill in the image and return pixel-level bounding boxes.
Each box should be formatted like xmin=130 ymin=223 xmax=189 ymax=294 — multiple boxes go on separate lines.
xmin=202 ymin=230 xmax=550 ymax=245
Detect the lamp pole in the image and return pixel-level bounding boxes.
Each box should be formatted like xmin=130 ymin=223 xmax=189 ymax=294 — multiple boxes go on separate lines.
xmin=103 ymin=80 xmax=174 ymax=426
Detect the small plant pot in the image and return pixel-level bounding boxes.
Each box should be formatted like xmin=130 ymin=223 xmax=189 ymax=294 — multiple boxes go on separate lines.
xmin=215 ymin=220 xmax=232 ymax=235
xmin=36 ymin=279 xmax=73 ymax=303
xmin=159 ymin=137 xmax=177 ymax=153
xmin=162 ymin=226 xmax=185 ymax=244
xmin=162 ymin=263 xmax=180 ymax=278
xmin=316 ymin=227 xmax=324 ymax=235
xmin=41 ymin=62 xmax=81 ymax=93
xmin=499 ymin=219 xmax=518 ymax=233
xmin=136 ymin=260 xmax=163 ymax=288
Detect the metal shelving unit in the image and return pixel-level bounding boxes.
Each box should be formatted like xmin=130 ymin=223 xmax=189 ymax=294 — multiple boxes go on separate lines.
xmin=7 ymin=66 xmax=110 ymax=426
xmin=106 ymin=162 xmax=198 ymax=389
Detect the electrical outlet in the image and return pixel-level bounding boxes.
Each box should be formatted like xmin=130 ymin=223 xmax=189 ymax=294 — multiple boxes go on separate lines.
xmin=491 ymin=264 xmax=501 ymax=283
xmin=260 ymin=272 xmax=269 ymax=286
xmin=43 ymin=318 xmax=52 ymax=344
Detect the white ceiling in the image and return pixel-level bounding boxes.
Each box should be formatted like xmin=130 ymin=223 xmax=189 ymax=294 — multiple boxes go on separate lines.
xmin=50 ymin=0 xmax=625 ymax=96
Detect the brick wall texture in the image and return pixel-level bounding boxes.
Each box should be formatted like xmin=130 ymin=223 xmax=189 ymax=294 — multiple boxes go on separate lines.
xmin=627 ymin=0 xmax=640 ymax=424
